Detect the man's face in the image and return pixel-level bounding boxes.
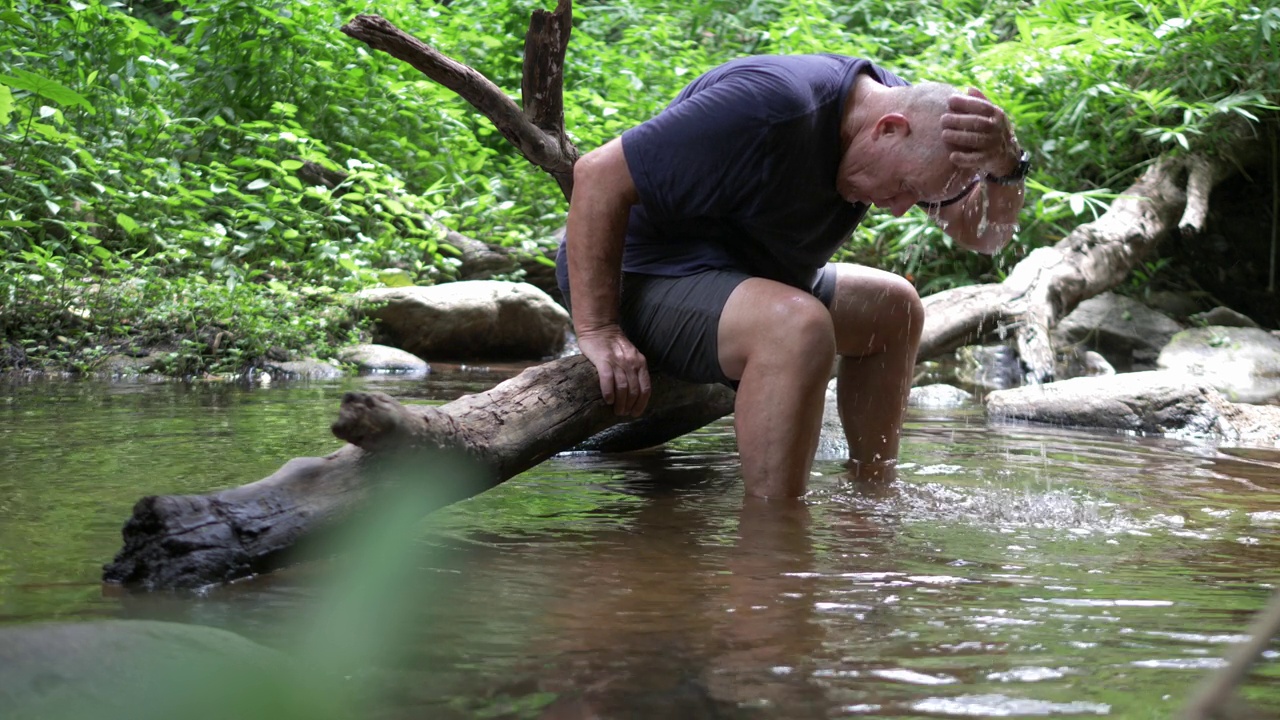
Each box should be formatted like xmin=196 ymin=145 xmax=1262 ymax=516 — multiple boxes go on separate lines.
xmin=837 ymin=144 xmax=976 ymax=217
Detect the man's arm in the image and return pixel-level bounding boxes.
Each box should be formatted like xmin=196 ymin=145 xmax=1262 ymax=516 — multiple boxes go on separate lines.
xmin=935 ymin=89 xmax=1026 ymax=255
xmin=565 ymin=137 xmax=652 ymax=417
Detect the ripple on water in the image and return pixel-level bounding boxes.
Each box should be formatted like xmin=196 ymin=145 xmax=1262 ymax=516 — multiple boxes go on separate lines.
xmin=911 ymin=694 xmax=1111 ymax=716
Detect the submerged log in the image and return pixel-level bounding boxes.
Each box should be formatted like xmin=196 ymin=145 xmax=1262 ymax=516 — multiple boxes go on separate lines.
xmin=103 ymin=357 xmax=735 ymax=589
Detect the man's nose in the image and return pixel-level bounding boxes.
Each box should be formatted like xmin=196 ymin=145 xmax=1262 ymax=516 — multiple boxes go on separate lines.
xmin=890 ymin=195 xmax=915 ymax=217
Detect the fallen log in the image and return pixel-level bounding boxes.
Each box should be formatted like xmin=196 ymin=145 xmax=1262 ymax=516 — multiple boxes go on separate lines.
xmin=102 ymin=356 xmax=735 ymax=589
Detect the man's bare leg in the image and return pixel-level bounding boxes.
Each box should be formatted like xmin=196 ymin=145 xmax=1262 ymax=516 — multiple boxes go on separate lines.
xmin=826 ymin=264 xmax=925 ymax=482
xmin=717 ymin=279 xmax=836 ymax=498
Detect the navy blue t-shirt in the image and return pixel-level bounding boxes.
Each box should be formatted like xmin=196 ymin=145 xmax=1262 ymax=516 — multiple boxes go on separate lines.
xmin=558 ymin=54 xmax=909 ymax=293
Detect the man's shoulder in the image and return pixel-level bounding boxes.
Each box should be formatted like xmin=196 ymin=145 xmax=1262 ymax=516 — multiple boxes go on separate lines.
xmin=681 ymin=55 xmax=907 ymax=120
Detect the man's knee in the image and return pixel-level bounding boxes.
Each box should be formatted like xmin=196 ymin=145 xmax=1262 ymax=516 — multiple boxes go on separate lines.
xmin=828 ymin=265 xmax=924 ymax=355
xmin=720 ymin=282 xmax=836 ymax=378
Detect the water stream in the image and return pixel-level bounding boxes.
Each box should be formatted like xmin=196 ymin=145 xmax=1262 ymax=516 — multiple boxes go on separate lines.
xmin=2 ymin=371 xmax=1278 ymax=718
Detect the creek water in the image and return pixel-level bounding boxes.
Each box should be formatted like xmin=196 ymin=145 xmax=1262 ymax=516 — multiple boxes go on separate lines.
xmin=2 ymin=370 xmax=1279 ymax=719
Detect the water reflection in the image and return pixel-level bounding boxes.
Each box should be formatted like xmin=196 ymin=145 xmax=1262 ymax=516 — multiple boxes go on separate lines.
xmin=1 ymin=375 xmax=1279 ymax=718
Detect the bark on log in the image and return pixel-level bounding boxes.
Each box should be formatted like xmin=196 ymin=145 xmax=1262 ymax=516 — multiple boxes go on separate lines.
xmin=103 ymin=356 xmax=735 ymax=589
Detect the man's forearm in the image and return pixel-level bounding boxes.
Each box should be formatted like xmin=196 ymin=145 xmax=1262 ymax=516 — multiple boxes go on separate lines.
xmin=943 ymin=179 xmax=1025 ymax=255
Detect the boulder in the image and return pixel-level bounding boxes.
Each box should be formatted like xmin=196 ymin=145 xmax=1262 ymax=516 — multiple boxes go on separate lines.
xmin=909 ymin=383 xmax=974 ymax=409
xmin=359 ymin=281 xmax=570 ymax=361
xmin=954 ymin=344 xmax=1024 ymax=391
xmin=259 ymin=358 xmax=345 ymax=381
xmin=1157 ymin=326 xmax=1280 ymax=404
xmin=1188 ymin=306 xmax=1261 ymax=329
xmin=986 ymin=371 xmax=1280 ymax=445
xmin=1054 ymin=347 xmax=1116 ymax=381
xmin=1053 ymin=292 xmax=1184 ymax=371
xmin=337 ymin=343 xmax=430 ymax=376
xmin=1142 ymin=290 xmax=1205 ymax=321
xmin=0 ymin=620 xmax=292 ymax=720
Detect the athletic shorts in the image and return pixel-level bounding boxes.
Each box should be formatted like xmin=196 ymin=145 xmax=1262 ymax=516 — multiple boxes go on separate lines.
xmin=561 ymin=265 xmax=838 ymax=388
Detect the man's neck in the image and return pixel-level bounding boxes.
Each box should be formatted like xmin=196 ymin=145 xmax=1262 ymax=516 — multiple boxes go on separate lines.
xmin=841 ymin=74 xmax=886 ymax=153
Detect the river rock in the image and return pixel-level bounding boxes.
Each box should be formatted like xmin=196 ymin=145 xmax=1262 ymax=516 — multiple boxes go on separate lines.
xmin=955 ymin=344 xmax=1024 ymax=390
xmin=1156 ymin=326 xmax=1280 ymax=404
xmin=259 ymin=358 xmax=345 ymax=381
xmin=909 ymin=383 xmax=974 ymax=409
xmin=338 ymin=343 xmax=430 ymax=376
xmin=1188 ymin=306 xmax=1260 ymax=329
xmin=1142 ymin=290 xmax=1205 ymax=320
xmin=359 ymin=281 xmax=570 ymax=361
xmin=1053 ymin=292 xmax=1184 ymax=371
xmin=986 ymin=371 xmax=1280 ymax=445
xmin=0 ymin=620 xmax=291 ymax=720
xmin=1054 ymin=347 xmax=1116 ymax=381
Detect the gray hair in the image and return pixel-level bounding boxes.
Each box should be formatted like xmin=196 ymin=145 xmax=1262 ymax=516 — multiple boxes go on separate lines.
xmin=897 ymin=82 xmax=958 ymax=167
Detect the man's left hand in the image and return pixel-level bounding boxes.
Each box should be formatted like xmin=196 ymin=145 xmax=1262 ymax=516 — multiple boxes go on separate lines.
xmin=940 ymin=88 xmax=1019 ymax=177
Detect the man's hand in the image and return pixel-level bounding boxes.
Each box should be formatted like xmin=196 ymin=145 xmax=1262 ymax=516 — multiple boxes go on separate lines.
xmin=577 ymin=324 xmax=651 ymax=417
xmin=940 ymin=88 xmax=1020 ymax=177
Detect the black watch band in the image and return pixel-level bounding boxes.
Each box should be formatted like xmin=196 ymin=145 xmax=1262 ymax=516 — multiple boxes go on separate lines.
xmin=985 ymin=149 xmax=1031 ymax=185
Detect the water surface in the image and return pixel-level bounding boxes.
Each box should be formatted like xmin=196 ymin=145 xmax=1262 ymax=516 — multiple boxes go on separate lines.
xmin=2 ymin=372 xmax=1278 ymax=718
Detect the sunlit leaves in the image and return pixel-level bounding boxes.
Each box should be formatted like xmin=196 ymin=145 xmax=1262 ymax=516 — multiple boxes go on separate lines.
xmin=0 ymin=68 xmax=96 ymax=114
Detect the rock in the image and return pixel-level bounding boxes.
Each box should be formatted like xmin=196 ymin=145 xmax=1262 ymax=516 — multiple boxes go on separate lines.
xmin=0 ymin=620 xmax=291 ymax=720
xmin=955 ymin=344 xmax=1024 ymax=391
xmin=1157 ymin=326 xmax=1280 ymax=404
xmin=1142 ymin=290 xmax=1205 ymax=320
xmin=1054 ymin=347 xmax=1116 ymax=381
xmin=359 ymin=281 xmax=570 ymax=361
xmin=909 ymin=383 xmax=973 ymax=409
xmin=1188 ymin=306 xmax=1260 ymax=329
xmin=260 ymin=358 xmax=345 ymax=381
xmin=986 ymin=371 xmax=1280 ymax=445
xmin=1053 ymin=292 xmax=1184 ymax=371
xmin=97 ymin=352 xmax=166 ymax=378
xmin=817 ymin=378 xmax=846 ymax=459
xmin=337 ymin=343 xmax=430 ymax=376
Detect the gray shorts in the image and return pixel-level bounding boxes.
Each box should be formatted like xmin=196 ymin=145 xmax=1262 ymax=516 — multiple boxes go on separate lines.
xmin=562 ymin=266 xmax=838 ymax=388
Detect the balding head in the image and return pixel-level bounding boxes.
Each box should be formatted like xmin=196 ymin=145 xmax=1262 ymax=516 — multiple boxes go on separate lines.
xmin=894 ymin=82 xmax=959 ymax=168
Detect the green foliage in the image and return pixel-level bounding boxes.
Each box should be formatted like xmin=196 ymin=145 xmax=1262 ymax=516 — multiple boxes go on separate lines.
xmin=0 ymin=0 xmax=1276 ymax=373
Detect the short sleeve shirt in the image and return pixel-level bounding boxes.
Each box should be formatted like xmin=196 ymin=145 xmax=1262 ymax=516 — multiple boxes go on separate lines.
xmin=616 ymin=54 xmax=909 ymax=290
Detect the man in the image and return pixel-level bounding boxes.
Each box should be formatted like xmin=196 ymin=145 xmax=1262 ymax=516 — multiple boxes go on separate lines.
xmin=555 ymin=54 xmax=1026 ymax=498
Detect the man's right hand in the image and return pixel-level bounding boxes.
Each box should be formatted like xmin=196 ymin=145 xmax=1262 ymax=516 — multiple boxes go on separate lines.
xmin=576 ymin=324 xmax=651 ymax=417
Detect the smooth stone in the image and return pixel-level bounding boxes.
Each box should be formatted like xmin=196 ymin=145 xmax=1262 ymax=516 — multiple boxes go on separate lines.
xmin=1054 ymin=292 xmax=1184 ymax=371
xmin=260 ymin=358 xmax=345 ymax=380
xmin=909 ymin=384 xmax=974 ymax=409
xmin=955 ymin=344 xmax=1024 ymax=391
xmin=0 ymin=620 xmax=292 ymax=720
xmin=1157 ymin=326 xmax=1280 ymax=404
xmin=359 ymin=281 xmax=570 ymax=361
xmin=337 ymin=343 xmax=430 ymax=376
xmin=1188 ymin=306 xmax=1260 ymax=329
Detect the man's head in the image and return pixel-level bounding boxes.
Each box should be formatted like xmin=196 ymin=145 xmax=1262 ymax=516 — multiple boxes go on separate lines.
xmin=837 ymin=81 xmax=977 ymax=216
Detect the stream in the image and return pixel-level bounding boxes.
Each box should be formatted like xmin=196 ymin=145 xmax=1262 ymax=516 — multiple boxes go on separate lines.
xmin=2 ymin=370 xmax=1279 ymax=718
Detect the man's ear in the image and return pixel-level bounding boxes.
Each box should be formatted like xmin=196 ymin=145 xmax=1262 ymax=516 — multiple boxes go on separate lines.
xmin=871 ymin=113 xmax=911 ymax=140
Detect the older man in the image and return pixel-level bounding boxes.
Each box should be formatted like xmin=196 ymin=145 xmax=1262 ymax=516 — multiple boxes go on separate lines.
xmin=555 ymin=54 xmax=1026 ymax=498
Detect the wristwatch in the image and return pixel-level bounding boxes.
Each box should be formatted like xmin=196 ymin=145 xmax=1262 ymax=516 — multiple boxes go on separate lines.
xmin=985 ymin=149 xmax=1031 ymax=185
